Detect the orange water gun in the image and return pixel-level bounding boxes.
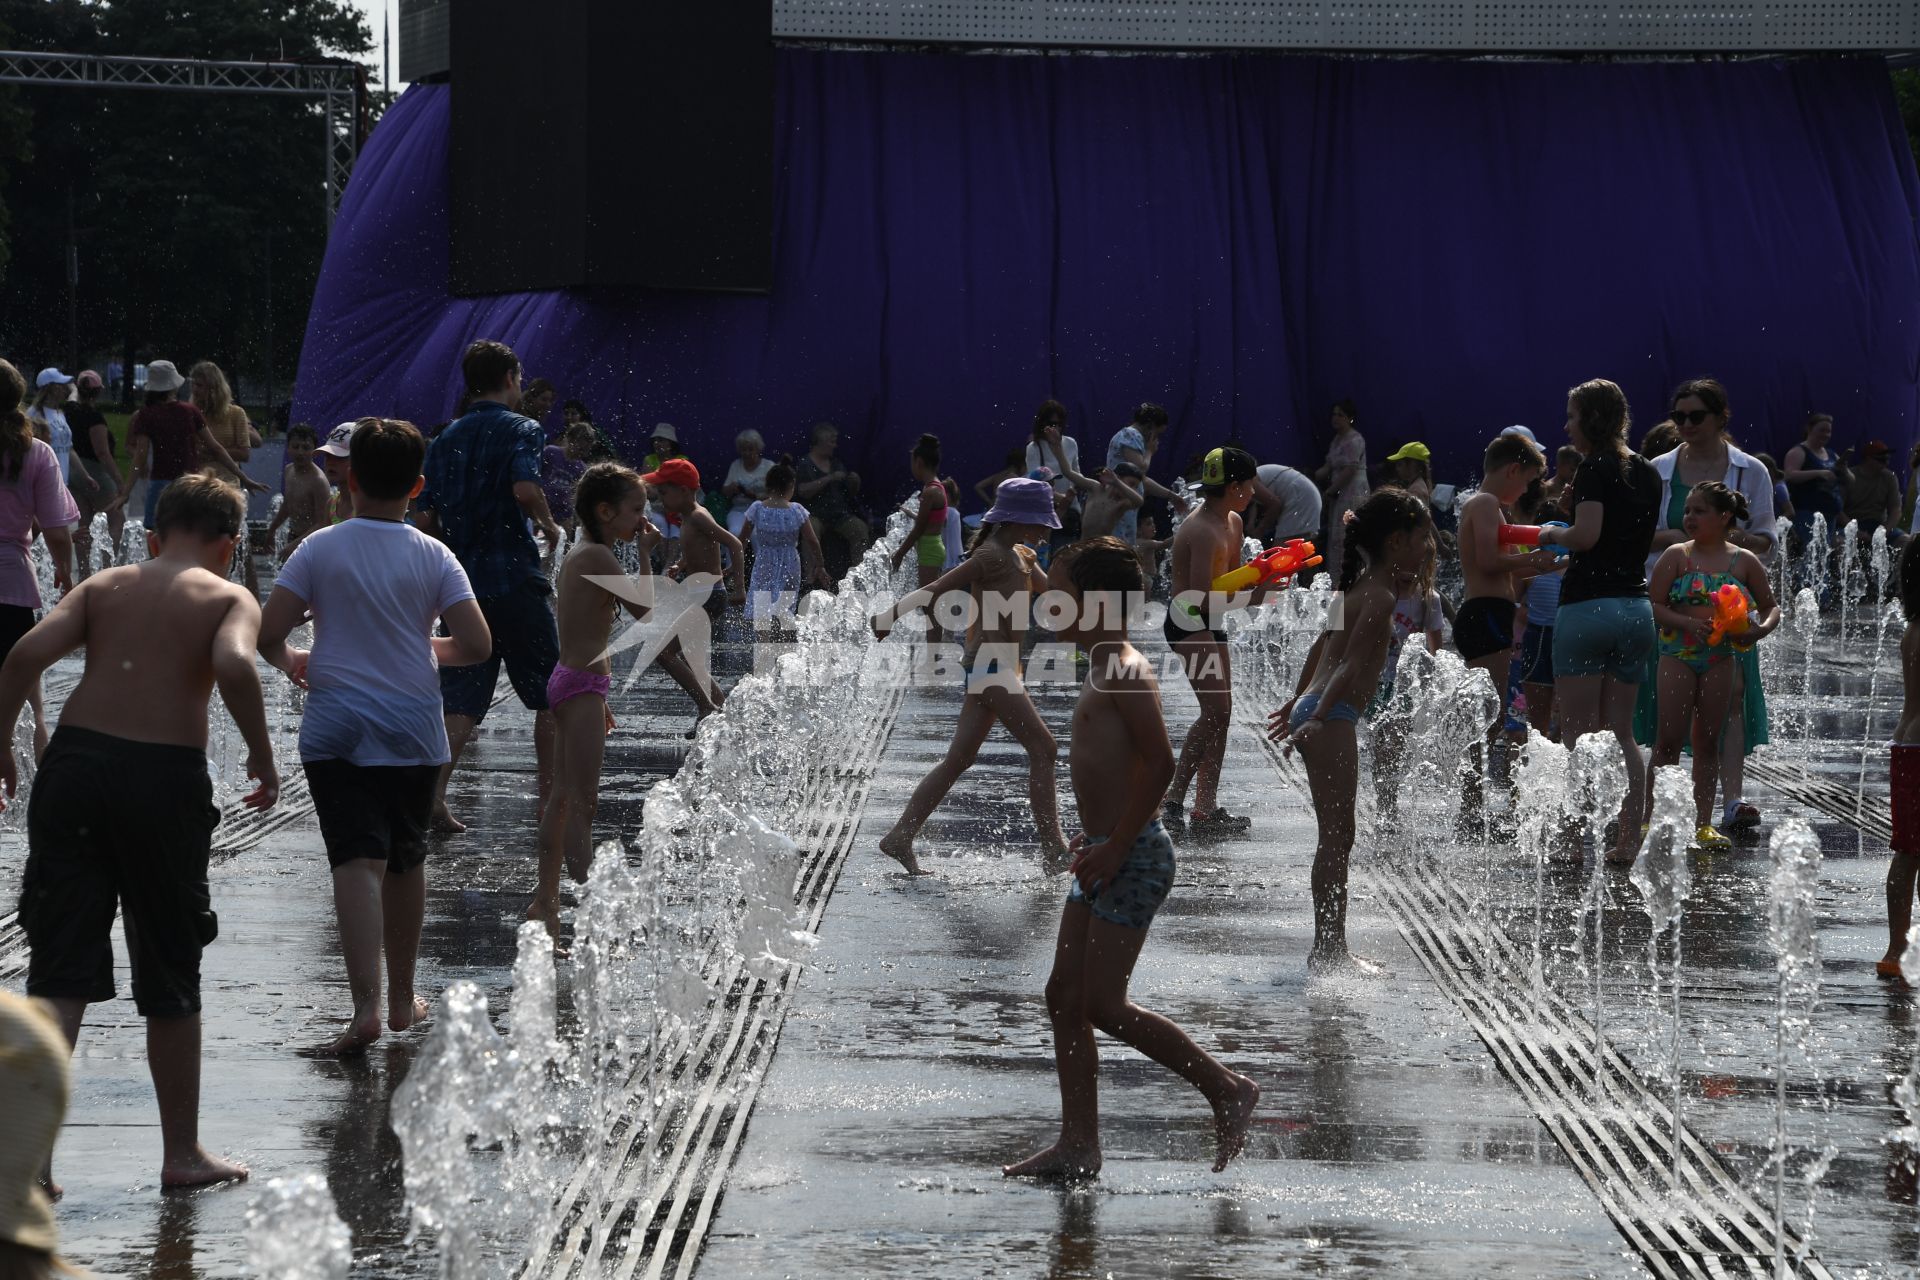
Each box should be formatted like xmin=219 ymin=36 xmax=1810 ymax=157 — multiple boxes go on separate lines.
xmin=1497 ymin=521 xmax=1568 ymax=547
xmin=1706 ymin=583 xmax=1751 ymax=647
xmin=1211 ymin=539 xmax=1322 ymax=593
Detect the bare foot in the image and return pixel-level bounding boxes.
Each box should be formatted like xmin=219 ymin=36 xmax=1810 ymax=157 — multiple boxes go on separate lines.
xmin=161 ymin=1147 xmax=249 ymax=1189
xmin=429 ymin=804 xmax=467 ymax=835
xmin=527 ymin=895 xmax=564 ymax=937
xmin=879 ymin=832 xmax=931 ymax=876
xmin=300 ymin=1011 xmax=382 ymax=1058
xmin=389 ymin=994 xmax=431 ymax=1035
xmin=564 ymin=845 xmax=594 ymax=883
xmin=1307 ymin=946 xmax=1387 ymax=978
xmin=1002 ymin=1142 xmax=1101 ymax=1180
xmin=1211 ymin=1074 xmax=1261 ymax=1172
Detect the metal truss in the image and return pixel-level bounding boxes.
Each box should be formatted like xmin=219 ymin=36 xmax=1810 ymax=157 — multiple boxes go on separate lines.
xmin=0 ymin=50 xmax=365 ymax=229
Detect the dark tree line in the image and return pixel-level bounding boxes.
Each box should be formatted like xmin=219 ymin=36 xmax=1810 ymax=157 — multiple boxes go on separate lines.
xmin=0 ymin=0 xmax=372 ymax=405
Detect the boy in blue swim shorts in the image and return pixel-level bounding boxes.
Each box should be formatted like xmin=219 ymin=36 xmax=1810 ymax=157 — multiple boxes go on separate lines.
xmin=1003 ymin=537 xmax=1259 ymax=1181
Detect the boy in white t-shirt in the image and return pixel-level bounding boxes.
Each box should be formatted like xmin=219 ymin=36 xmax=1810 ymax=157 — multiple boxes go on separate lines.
xmin=256 ymin=419 xmax=492 ymax=1057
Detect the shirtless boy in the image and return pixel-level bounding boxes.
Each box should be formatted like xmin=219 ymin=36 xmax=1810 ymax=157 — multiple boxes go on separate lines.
xmin=872 ymin=476 xmax=1069 ymax=873
xmin=266 ymin=423 xmax=333 ymax=557
xmin=645 ymin=457 xmax=742 ymax=716
xmin=1043 ymin=424 xmax=1144 ymax=543
xmin=1162 ymin=446 xmax=1259 ymax=837
xmin=3 ymin=474 xmax=279 ymax=1189
xmin=1004 ymin=537 xmax=1259 ymax=1180
xmin=1455 ymin=434 xmax=1556 ymax=834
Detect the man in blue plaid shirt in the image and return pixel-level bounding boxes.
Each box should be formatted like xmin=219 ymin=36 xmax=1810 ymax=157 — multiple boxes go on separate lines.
xmin=414 ymin=340 xmax=565 ymax=832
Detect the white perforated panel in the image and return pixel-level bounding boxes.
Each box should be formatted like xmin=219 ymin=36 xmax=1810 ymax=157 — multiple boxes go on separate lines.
xmin=771 ymin=0 xmax=1920 ymax=51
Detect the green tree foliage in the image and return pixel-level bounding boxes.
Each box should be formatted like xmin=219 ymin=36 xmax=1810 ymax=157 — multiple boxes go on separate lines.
xmin=1895 ymin=68 xmax=1920 ymax=176
xmin=0 ymin=0 xmax=371 ymax=401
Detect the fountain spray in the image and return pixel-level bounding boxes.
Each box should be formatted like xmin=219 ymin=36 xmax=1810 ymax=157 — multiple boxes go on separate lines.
xmin=1768 ymin=817 xmax=1823 ymax=1278
xmin=1631 ymin=768 xmax=1693 ymax=1184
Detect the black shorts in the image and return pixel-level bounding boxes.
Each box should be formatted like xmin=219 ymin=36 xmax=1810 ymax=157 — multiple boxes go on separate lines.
xmin=0 ymin=604 xmax=34 ymax=670
xmin=439 ymin=579 xmax=559 ymax=720
xmin=1455 ymin=596 xmax=1517 ymax=663
xmin=20 ymin=726 xmax=220 ymax=1018
xmin=1163 ymin=611 xmax=1228 ymax=649
xmin=305 ymin=759 xmax=437 ymax=872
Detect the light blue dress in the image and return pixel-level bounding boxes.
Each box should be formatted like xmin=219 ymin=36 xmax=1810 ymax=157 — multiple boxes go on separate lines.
xmin=746 ymin=500 xmax=809 ymax=620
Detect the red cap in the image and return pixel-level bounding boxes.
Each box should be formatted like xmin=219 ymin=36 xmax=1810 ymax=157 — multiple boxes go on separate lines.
xmin=643 ymin=457 xmax=701 ymax=490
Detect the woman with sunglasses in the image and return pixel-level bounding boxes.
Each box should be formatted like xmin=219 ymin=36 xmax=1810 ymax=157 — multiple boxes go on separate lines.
xmin=1638 ymin=378 xmax=1777 ymax=836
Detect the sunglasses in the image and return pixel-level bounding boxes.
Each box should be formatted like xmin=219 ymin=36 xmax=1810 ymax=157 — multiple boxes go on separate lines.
xmin=1670 ymin=409 xmax=1715 ymax=426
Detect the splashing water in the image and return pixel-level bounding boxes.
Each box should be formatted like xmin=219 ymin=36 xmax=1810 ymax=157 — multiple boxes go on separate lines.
xmin=1632 ymin=768 xmax=1693 ymax=1182
xmin=385 ymin=499 xmax=928 ymax=1274
xmin=1516 ymin=732 xmax=1570 ymax=1007
xmin=1767 ymin=817 xmax=1823 ymax=1277
xmin=1569 ymin=734 xmax=1627 ymax=1087
xmin=1791 ymin=588 xmax=1820 ymax=753
xmin=1838 ymin=520 xmax=1863 ymax=643
xmin=245 ymin=1174 xmax=352 ymax=1280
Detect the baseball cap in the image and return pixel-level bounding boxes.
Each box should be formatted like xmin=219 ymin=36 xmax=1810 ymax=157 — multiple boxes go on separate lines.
xmin=317 ymin=422 xmax=357 ymax=458
xmin=1865 ymin=440 xmax=1891 ymax=458
xmin=1386 ymin=441 xmax=1431 ymax=463
xmin=1501 ymin=424 xmax=1539 ymax=446
xmin=643 ymin=457 xmax=701 ymax=490
xmin=1200 ymin=446 xmax=1258 ymax=487
xmin=1112 ymin=461 xmax=1144 ymax=480
xmin=75 ymin=370 xmax=103 ymax=390
xmin=34 ymin=368 xmax=72 ymax=389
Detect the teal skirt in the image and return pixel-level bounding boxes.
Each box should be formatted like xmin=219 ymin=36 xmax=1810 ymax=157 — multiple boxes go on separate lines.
xmin=1632 ymin=644 xmax=1769 ymax=752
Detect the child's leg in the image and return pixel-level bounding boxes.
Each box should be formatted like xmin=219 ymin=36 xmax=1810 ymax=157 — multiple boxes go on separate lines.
xmin=38 ymin=997 xmax=86 ymax=1194
xmin=530 ymin=716 xmax=573 ymax=937
xmin=1171 ymin=640 xmax=1232 ymax=815
xmin=148 ymin=1012 xmax=247 ymax=1186
xmin=1462 ymin=650 xmax=1512 ymax=825
xmin=1887 ymin=853 xmax=1919 ymax=967
xmin=1688 ymin=661 xmax=1737 ymax=828
xmin=658 ymin=637 xmax=721 ymax=715
xmin=979 ymin=684 xmax=1065 ymax=855
xmin=1004 ymin=901 xmax=1101 ymax=1177
xmin=1524 ymin=683 xmax=1556 ymax=740
xmin=320 ymin=858 xmax=388 ymax=1055
xmin=879 ymin=694 xmax=999 ymax=874
xmin=1648 ymin=657 xmax=1697 ymax=819
xmin=1718 ymin=663 xmax=1749 ymax=825
xmin=383 ymin=861 xmax=428 ymax=1032
xmin=560 ymin=699 xmax=609 ymax=882
xmin=1602 ymin=674 xmax=1648 ymax=864
xmin=1299 ymin=721 xmax=1373 ymax=971
xmin=28 ymin=679 xmax=47 ymax=761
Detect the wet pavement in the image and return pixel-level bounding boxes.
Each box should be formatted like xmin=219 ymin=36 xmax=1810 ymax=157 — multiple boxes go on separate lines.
xmin=12 ymin=601 xmax=1920 ymax=1277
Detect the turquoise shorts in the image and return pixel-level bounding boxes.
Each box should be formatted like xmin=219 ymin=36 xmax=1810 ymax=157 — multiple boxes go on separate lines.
xmin=1067 ymin=820 xmax=1176 ymax=930
xmin=1553 ymin=597 xmax=1654 ymax=683
xmin=1289 ymin=691 xmax=1361 ymax=730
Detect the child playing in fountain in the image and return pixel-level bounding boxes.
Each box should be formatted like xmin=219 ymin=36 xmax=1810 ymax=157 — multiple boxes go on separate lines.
xmin=1270 ymin=488 xmax=1434 ymax=973
xmin=2 ymin=473 xmax=279 ymax=1188
xmin=257 ymin=419 xmax=492 ymax=1056
xmin=889 ymin=434 xmax=951 ymax=589
xmin=871 ymin=476 xmax=1069 ymax=873
xmin=265 ymin=422 xmax=332 ymax=559
xmin=1455 ymin=433 xmax=1557 ymax=835
xmin=1884 ymin=537 xmax=1920 ymax=984
xmin=644 ymin=457 xmax=740 ymax=718
xmin=743 ymin=460 xmax=828 ymax=628
xmin=313 ymin=421 xmax=355 ymax=525
xmin=527 ymin=463 xmax=666 ymax=937
xmin=1004 ymin=537 xmax=1260 ymax=1180
xmin=1646 ymin=481 xmax=1780 ymax=852
xmin=1162 ymin=446 xmax=1261 ymax=838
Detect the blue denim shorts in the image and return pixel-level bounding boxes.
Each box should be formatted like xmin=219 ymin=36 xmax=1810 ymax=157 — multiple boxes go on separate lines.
xmin=1067 ymin=820 xmax=1176 ymax=930
xmin=1552 ymin=597 xmax=1654 ymax=683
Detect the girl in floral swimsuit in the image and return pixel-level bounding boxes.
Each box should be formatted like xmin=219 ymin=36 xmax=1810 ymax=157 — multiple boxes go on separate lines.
xmin=1647 ymin=482 xmax=1781 ymax=850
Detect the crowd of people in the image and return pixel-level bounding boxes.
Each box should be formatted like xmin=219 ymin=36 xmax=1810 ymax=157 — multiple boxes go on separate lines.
xmin=6 ymin=335 xmax=1920 ymax=1264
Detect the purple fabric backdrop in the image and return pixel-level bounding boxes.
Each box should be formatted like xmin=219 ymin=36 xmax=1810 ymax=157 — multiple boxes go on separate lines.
xmin=294 ymin=51 xmax=1920 ymax=505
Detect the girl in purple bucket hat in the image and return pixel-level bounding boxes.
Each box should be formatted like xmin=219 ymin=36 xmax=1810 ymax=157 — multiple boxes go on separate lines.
xmin=870 ymin=477 xmax=1069 ymax=873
